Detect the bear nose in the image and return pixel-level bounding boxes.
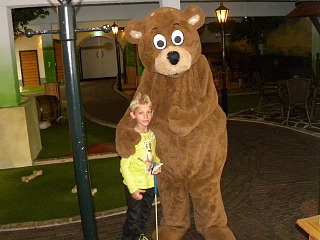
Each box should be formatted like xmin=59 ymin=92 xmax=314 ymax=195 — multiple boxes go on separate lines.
xmin=167 ymin=51 xmax=180 ymax=65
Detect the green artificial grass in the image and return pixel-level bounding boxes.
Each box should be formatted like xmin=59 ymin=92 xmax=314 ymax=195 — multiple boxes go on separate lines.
xmin=21 ymin=85 xmax=45 ymax=95
xmin=227 ymin=93 xmax=259 ymax=113
xmin=0 ymin=157 xmax=125 ymax=225
xmin=21 ymin=84 xmax=65 ymax=95
xmin=0 ymin=92 xmax=259 ymax=225
xmin=37 ymin=108 xmax=116 ymax=160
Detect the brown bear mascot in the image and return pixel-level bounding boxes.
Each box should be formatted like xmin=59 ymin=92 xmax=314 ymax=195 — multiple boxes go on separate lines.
xmin=116 ymin=5 xmax=235 ymax=240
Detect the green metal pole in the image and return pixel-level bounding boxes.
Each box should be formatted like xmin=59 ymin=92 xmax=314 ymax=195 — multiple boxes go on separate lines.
xmin=221 ymin=23 xmax=228 ymax=115
xmin=58 ymin=1 xmax=98 ymax=239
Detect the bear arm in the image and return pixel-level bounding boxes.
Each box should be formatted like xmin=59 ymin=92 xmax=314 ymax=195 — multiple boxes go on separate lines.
xmin=168 ymin=57 xmax=219 ymax=136
xmin=115 ymin=109 xmax=140 ymax=158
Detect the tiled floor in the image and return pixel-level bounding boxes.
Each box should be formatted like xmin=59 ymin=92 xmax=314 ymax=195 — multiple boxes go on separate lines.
xmin=228 ymin=102 xmax=320 ymax=139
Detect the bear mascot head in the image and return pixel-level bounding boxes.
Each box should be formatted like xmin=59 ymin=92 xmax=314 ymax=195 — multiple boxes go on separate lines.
xmin=116 ymin=5 xmax=235 ymax=240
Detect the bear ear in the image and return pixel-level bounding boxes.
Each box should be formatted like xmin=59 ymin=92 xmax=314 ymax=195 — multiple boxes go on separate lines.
xmin=182 ymin=5 xmax=205 ymax=30
xmin=125 ymin=19 xmax=145 ymax=44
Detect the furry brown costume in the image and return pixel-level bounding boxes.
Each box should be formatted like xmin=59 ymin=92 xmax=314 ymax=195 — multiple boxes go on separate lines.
xmin=116 ymin=6 xmax=235 ymax=240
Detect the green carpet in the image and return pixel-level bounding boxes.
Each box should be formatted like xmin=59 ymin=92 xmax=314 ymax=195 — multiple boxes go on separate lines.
xmin=0 ymin=157 xmax=124 ymax=225
xmin=36 ymin=108 xmax=116 ymax=160
xmin=0 ymin=91 xmax=259 ymax=225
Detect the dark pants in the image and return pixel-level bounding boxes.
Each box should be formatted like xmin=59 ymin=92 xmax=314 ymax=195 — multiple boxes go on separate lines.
xmin=122 ymin=185 xmax=154 ymax=240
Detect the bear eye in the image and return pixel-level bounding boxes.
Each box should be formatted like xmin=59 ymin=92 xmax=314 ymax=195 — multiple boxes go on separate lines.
xmin=171 ymin=30 xmax=184 ymax=46
xmin=153 ymin=34 xmax=166 ymax=50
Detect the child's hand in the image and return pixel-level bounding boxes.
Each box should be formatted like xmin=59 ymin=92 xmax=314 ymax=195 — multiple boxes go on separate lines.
xmin=132 ymin=189 xmax=146 ymax=200
xmin=152 ymin=163 xmax=163 ymax=175
xmin=152 ymin=168 xmax=161 ymax=175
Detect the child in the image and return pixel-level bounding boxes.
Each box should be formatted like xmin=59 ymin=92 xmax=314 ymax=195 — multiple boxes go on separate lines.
xmin=120 ymin=92 xmax=161 ymax=240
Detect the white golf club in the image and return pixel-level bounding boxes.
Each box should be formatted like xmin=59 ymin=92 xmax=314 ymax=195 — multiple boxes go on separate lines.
xmin=152 ymin=162 xmax=163 ymax=240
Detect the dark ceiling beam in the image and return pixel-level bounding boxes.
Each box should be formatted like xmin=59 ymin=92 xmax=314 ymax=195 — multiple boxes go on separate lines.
xmin=287 ymin=2 xmax=320 ymax=34
xmin=310 ymin=16 xmax=320 ymax=35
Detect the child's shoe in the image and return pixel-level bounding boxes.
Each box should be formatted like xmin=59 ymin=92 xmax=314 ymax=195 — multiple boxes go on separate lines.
xmin=139 ymin=234 xmax=148 ymax=240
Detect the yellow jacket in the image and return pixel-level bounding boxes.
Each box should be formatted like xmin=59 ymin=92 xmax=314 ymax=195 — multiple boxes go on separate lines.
xmin=120 ymin=130 xmax=160 ymax=194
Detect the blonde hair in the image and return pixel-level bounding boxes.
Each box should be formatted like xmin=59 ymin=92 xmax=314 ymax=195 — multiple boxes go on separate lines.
xmin=129 ymin=92 xmax=152 ymax=112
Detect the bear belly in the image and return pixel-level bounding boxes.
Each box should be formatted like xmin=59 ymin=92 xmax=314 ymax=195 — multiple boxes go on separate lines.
xmin=153 ymin=109 xmax=227 ymax=186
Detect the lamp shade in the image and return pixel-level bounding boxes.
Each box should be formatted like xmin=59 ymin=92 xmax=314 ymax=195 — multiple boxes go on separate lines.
xmin=215 ymin=3 xmax=229 ymax=24
xmin=111 ymin=22 xmax=119 ymax=35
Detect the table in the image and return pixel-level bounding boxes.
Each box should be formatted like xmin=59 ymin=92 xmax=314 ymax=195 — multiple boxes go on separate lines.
xmin=297 ymin=215 xmax=320 ymax=240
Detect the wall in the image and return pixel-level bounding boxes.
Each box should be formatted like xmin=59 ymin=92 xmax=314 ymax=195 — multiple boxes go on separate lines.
xmin=14 ymin=20 xmax=128 ymax=83
xmin=0 ymin=97 xmax=41 ymax=169
xmin=265 ymin=17 xmax=312 ymax=57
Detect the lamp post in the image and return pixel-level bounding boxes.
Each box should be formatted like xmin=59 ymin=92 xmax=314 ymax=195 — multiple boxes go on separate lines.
xmin=215 ymin=3 xmax=229 ymax=115
xmin=25 ymin=1 xmax=113 ymax=238
xmin=111 ymin=22 xmax=122 ymax=92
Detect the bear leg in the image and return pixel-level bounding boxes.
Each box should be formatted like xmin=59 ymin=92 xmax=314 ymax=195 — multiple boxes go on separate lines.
xmin=152 ymin=225 xmax=187 ymax=240
xmin=152 ymin=188 xmax=191 ymax=240
xmin=190 ymin=183 xmax=235 ymax=240
xmin=201 ymin=225 xmax=236 ymax=240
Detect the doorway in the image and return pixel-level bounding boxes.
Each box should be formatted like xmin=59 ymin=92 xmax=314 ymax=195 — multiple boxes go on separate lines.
xmin=19 ymin=50 xmax=40 ymax=87
xmin=79 ymin=36 xmax=117 ymax=80
xmin=53 ymin=40 xmax=65 ymax=83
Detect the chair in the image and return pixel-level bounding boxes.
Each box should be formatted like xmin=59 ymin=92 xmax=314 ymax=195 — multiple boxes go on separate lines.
xmin=291 ymin=68 xmax=314 ymax=79
xmin=310 ymin=86 xmax=320 ymax=119
xmin=255 ymin=71 xmax=284 ymax=116
xmin=284 ymin=78 xmax=311 ymax=125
